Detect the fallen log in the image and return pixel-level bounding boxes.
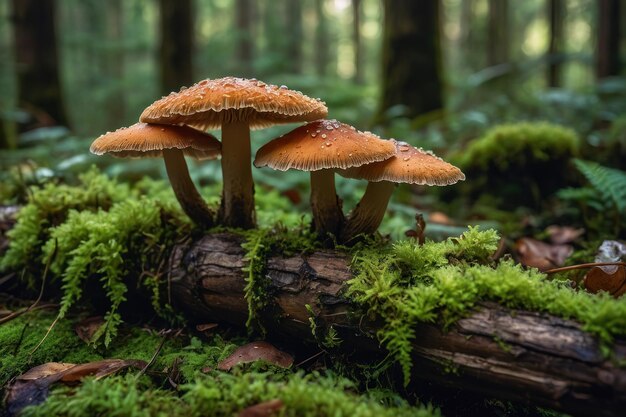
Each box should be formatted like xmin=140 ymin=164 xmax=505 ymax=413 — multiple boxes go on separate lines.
xmin=169 ymin=233 xmax=626 ymax=417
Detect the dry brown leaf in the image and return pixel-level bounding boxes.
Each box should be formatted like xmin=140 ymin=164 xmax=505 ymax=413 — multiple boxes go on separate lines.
xmin=515 ymin=237 xmax=573 ymax=271
xmin=545 ymin=226 xmax=584 ymax=245
xmin=238 ymin=399 xmax=284 ymax=417
xmin=196 ymin=323 xmax=218 ymax=332
xmin=583 ymin=265 xmax=626 ymax=298
xmin=74 ymin=316 xmax=105 ymax=344
xmin=5 ymin=359 xmax=146 ymax=416
xmin=217 ymin=341 xmax=293 ymax=371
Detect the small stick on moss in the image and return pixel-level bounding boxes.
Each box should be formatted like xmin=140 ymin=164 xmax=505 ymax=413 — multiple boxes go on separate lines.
xmin=0 ymin=239 xmax=58 ymax=325
xmin=544 ymin=262 xmax=626 ymax=275
xmin=136 ymin=328 xmax=184 ymax=379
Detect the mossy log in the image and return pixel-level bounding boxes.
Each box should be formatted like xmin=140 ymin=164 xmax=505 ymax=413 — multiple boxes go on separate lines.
xmin=169 ymin=233 xmax=626 ymax=417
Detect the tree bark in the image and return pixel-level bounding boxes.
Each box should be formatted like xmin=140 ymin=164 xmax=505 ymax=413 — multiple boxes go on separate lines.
xmin=235 ymin=0 xmax=255 ymax=77
xmin=285 ymin=0 xmax=302 ymax=74
xmin=487 ymin=0 xmax=509 ymax=67
xmin=11 ymin=0 xmax=68 ymax=130
xmin=376 ymin=0 xmax=443 ymax=124
xmin=159 ymin=0 xmax=194 ymax=95
xmin=314 ymin=0 xmax=330 ymax=76
xmin=352 ymin=0 xmax=364 ymax=84
xmin=168 ymin=233 xmax=626 ymax=417
xmin=547 ymin=0 xmax=565 ymax=87
xmin=597 ymin=0 xmax=621 ymax=79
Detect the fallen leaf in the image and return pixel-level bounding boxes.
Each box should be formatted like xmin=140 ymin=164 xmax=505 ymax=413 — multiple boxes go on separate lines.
xmin=583 ymin=266 xmax=626 ymax=298
xmin=238 ymin=399 xmax=284 ymax=417
xmin=5 ymin=359 xmax=146 ymax=416
xmin=583 ymin=241 xmax=626 ymax=298
xmin=515 ymin=237 xmax=573 ymax=271
xmin=281 ymin=189 xmax=301 ymax=205
xmin=545 ymin=226 xmax=584 ymax=244
xmin=75 ymin=316 xmax=105 ymax=344
xmin=217 ymin=341 xmax=293 ymax=371
xmin=196 ymin=323 xmax=218 ymax=332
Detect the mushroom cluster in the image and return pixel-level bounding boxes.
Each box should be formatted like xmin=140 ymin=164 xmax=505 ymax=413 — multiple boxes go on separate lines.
xmin=90 ymin=76 xmax=464 ymax=243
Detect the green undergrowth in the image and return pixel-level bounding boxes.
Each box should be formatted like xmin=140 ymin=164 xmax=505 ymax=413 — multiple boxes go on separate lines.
xmin=347 ymin=227 xmax=626 ymax=385
xmin=1 ymin=311 xmax=438 ymax=417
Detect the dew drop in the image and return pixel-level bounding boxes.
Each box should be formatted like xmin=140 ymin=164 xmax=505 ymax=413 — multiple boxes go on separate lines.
xmin=280 ymin=85 xmax=288 ymax=89
xmin=321 ymin=146 xmax=325 ymax=149
xmin=348 ymin=153 xmax=353 ymax=157
xmin=403 ymin=157 xmax=411 ymax=161
xmin=311 ymin=133 xmax=317 ymax=138
xmin=321 ymin=134 xmax=327 ymax=139
xmin=400 ymin=145 xmax=410 ymax=152
xmin=325 ymin=142 xmax=331 ymax=147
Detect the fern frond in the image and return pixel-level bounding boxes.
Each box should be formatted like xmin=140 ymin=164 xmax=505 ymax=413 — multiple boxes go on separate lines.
xmin=573 ymin=159 xmax=626 ymax=214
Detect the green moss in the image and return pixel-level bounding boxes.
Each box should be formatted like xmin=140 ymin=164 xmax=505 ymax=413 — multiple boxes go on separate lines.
xmin=23 ymin=371 xmax=440 ymax=417
xmin=348 ymin=227 xmax=626 ymax=385
xmin=0 ymin=167 xmax=132 ymax=278
xmin=455 ymin=122 xmax=580 ymax=208
xmin=239 ymin=224 xmax=319 ymax=332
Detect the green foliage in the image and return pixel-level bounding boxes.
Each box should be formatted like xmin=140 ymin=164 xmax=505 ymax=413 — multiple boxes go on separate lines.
xmin=455 ymin=122 xmax=580 ymax=209
xmin=0 ymin=167 xmax=131 ymax=278
xmin=23 ymin=370 xmax=440 ymax=417
xmin=557 ymin=159 xmax=626 ymax=236
xmin=348 ymin=227 xmax=626 ymax=385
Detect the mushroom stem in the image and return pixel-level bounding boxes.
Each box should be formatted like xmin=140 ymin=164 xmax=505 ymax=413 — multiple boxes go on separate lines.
xmin=163 ymin=148 xmax=215 ymax=228
xmin=310 ymin=170 xmax=344 ymax=238
xmin=340 ymin=181 xmax=395 ymax=242
xmin=218 ymin=120 xmax=255 ymax=229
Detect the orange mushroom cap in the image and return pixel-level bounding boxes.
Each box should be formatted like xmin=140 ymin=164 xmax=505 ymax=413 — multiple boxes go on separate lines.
xmin=254 ymin=119 xmax=396 ymax=171
xmin=340 ymin=140 xmax=465 ymax=186
xmin=90 ymin=123 xmax=221 ymax=160
xmin=140 ymin=77 xmax=328 ymax=131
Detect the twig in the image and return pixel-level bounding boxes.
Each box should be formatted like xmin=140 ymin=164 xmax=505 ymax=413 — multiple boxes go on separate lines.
xmin=136 ymin=328 xmax=184 ymax=379
xmin=0 ymin=239 xmax=58 ymax=325
xmin=544 ymin=262 xmax=626 ymax=275
xmin=294 ymin=350 xmax=326 ymax=367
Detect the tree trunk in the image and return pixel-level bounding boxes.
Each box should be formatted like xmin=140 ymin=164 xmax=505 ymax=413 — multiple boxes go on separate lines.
xmin=314 ymin=0 xmax=329 ymax=76
xmin=235 ymin=0 xmax=254 ymax=77
xmin=597 ymin=0 xmax=621 ymax=79
xmin=352 ymin=0 xmax=364 ymax=84
xmin=376 ymin=0 xmax=443 ymax=125
xmin=11 ymin=0 xmax=68 ymax=130
xmin=168 ymin=233 xmax=626 ymax=417
xmin=547 ymin=0 xmax=565 ymax=87
xmin=487 ymin=0 xmax=509 ymax=67
xmin=159 ymin=0 xmax=194 ymax=95
xmin=285 ymin=0 xmax=303 ymax=74
xmin=105 ymin=0 xmax=125 ymax=128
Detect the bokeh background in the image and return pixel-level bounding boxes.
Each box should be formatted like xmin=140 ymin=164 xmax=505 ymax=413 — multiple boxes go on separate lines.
xmin=0 ymin=0 xmax=624 ymax=238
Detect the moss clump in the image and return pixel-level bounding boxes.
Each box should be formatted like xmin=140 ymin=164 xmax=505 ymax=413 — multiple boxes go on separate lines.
xmin=348 ymin=227 xmax=626 ymax=384
xmin=0 ymin=167 xmax=131 ymax=280
xmin=23 ymin=371 xmax=440 ymax=417
xmin=456 ymin=122 xmax=580 ymax=208
xmin=240 ymin=225 xmax=318 ymax=331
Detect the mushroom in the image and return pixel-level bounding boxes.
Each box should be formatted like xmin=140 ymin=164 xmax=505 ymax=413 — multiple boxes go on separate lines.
xmin=339 ymin=140 xmax=465 ymax=242
xmin=90 ymin=122 xmax=221 ymax=228
xmin=254 ymin=119 xmax=396 ymax=239
xmin=139 ymin=77 xmax=328 ymax=229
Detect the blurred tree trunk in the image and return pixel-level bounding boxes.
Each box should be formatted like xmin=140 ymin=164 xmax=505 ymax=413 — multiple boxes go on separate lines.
xmin=11 ymin=0 xmax=67 ymax=130
xmin=352 ymin=0 xmax=364 ymax=84
xmin=376 ymin=0 xmax=443 ymax=124
xmin=105 ymin=0 xmax=125 ymax=127
xmin=487 ymin=0 xmax=509 ymax=66
xmin=596 ymin=0 xmax=621 ymax=78
xmin=159 ymin=0 xmax=194 ymax=95
xmin=315 ymin=0 xmax=329 ymax=76
xmin=547 ymin=0 xmax=565 ymax=87
xmin=236 ymin=0 xmax=255 ymax=76
xmin=285 ymin=0 xmax=303 ymax=73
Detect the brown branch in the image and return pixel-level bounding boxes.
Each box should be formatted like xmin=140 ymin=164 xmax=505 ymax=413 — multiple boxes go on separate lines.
xmin=168 ymin=233 xmax=626 ymax=417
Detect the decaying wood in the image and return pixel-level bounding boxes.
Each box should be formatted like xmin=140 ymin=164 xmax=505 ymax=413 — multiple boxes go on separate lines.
xmin=169 ymin=233 xmax=626 ymax=417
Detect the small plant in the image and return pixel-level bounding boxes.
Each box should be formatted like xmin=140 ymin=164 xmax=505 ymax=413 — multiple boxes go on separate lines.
xmin=557 ymin=159 xmax=626 ymax=237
